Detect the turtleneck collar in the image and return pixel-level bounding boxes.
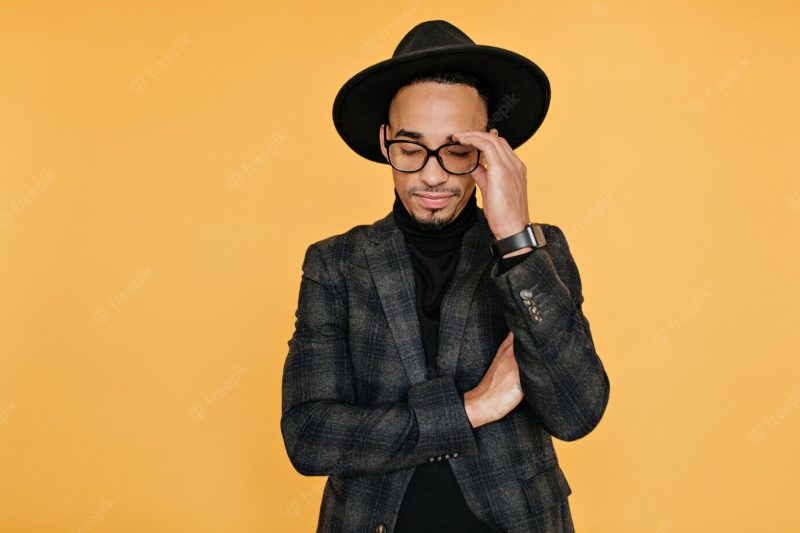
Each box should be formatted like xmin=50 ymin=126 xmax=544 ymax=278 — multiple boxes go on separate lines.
xmin=392 ymin=187 xmax=478 ymax=253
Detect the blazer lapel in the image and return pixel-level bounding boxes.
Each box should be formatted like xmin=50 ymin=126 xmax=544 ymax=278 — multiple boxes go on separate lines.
xmin=437 ymin=211 xmax=494 ymax=377
xmin=365 ymin=213 xmax=430 ymax=385
xmin=365 ymin=209 xmax=495 ymax=384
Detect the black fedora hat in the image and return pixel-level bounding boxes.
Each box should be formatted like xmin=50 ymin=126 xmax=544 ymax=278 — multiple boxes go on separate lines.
xmin=332 ymin=19 xmax=551 ymax=165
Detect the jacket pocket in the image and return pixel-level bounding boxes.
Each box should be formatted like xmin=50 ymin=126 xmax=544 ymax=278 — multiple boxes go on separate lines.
xmin=520 ymin=464 xmax=572 ymax=516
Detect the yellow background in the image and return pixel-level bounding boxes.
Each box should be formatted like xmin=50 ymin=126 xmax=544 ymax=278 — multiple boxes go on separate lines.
xmin=2 ymin=1 xmax=798 ymax=531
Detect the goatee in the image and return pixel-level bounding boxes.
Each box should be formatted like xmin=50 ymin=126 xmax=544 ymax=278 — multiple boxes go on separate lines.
xmin=411 ymin=209 xmax=456 ymax=231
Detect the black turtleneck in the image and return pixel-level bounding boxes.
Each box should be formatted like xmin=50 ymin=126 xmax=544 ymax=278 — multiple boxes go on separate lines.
xmin=392 ymin=187 xmax=478 ymax=374
xmin=392 ymin=187 xmax=529 ymax=533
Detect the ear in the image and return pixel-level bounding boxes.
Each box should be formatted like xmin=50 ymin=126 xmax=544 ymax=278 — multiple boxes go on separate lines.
xmin=378 ymin=123 xmax=389 ymax=162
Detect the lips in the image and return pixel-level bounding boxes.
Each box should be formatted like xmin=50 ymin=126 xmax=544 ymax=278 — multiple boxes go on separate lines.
xmin=416 ymin=193 xmax=454 ymax=209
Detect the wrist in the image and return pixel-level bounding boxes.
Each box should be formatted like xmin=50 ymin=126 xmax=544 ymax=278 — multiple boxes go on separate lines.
xmin=501 ymin=247 xmax=534 ymax=259
xmin=490 ymin=221 xmax=546 ymax=259
xmin=463 ymin=389 xmax=488 ymax=428
xmin=492 ymin=219 xmax=530 ymax=241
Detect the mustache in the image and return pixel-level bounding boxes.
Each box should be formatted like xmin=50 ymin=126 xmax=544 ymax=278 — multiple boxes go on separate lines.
xmin=409 ymin=187 xmax=461 ymax=196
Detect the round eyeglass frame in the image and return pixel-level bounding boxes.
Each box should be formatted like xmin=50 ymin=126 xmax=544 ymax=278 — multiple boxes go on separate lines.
xmin=382 ymin=125 xmax=483 ymax=175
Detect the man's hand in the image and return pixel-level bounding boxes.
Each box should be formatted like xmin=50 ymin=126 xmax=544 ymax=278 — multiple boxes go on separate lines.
xmin=463 ymin=331 xmax=525 ymax=428
xmin=451 ymin=128 xmax=531 ymax=241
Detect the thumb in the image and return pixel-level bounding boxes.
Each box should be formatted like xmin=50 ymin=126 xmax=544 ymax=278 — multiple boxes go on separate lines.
xmin=501 ymin=330 xmax=514 ymax=346
xmin=471 ymin=161 xmax=488 ymax=192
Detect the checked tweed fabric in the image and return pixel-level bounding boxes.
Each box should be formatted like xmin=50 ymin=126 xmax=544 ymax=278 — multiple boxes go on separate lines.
xmin=281 ymin=207 xmax=610 ymax=533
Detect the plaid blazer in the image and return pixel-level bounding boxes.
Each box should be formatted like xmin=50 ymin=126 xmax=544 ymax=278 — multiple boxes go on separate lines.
xmin=281 ymin=207 xmax=610 ymax=533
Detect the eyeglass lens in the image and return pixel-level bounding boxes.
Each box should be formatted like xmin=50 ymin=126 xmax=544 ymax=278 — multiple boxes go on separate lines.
xmin=388 ymin=141 xmax=479 ymax=173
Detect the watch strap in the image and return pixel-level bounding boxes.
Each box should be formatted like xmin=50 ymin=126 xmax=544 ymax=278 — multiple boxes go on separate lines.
xmin=490 ymin=223 xmax=546 ymax=258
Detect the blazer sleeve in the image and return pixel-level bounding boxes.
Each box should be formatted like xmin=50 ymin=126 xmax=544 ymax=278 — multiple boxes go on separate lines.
xmin=489 ymin=224 xmax=610 ymax=441
xmin=280 ymin=242 xmax=480 ymax=477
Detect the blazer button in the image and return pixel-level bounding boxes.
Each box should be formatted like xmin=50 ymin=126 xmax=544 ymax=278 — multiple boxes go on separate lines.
xmin=520 ymin=289 xmax=533 ymax=299
xmin=375 ymin=522 xmax=386 ymax=533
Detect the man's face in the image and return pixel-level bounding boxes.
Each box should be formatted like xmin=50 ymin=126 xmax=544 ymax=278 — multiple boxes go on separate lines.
xmin=379 ymin=82 xmax=489 ymax=230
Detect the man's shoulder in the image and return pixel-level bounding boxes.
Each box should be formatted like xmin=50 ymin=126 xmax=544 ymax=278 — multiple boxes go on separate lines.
xmin=302 ymin=211 xmax=392 ymax=276
xmin=308 ymin=212 xmax=390 ymax=252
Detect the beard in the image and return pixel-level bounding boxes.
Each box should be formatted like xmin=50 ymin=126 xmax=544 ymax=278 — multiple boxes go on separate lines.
xmin=411 ymin=206 xmax=457 ymax=231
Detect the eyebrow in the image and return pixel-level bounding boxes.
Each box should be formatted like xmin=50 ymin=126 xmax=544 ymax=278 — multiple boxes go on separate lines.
xmin=396 ymin=128 xmax=457 ymax=142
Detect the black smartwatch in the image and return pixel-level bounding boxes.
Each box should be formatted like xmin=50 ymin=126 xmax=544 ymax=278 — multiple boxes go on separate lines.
xmin=490 ymin=223 xmax=546 ymax=258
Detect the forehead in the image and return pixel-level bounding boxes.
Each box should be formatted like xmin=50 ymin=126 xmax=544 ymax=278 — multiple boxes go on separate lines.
xmin=388 ymin=82 xmax=487 ymax=133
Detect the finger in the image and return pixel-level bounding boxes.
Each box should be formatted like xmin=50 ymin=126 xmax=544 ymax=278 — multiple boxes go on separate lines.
xmin=499 ymin=336 xmax=512 ymax=351
xmin=470 ymin=160 xmax=488 ymax=192
xmin=453 ymin=130 xmax=514 ymax=172
xmin=479 ymin=129 xmax=519 ymax=170
xmin=497 ymin=135 xmax=525 ymax=174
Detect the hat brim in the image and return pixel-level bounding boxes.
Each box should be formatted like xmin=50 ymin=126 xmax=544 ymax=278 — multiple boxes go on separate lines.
xmin=332 ymin=43 xmax=551 ymax=164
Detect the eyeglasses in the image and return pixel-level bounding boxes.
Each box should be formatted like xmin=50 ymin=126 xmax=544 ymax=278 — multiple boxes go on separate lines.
xmin=383 ymin=125 xmax=483 ymax=175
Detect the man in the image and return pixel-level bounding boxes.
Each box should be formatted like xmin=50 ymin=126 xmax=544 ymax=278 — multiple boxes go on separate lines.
xmin=281 ymin=20 xmax=610 ymax=533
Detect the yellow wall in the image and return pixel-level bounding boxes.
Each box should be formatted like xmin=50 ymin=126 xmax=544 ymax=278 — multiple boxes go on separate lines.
xmin=1 ymin=1 xmax=798 ymax=531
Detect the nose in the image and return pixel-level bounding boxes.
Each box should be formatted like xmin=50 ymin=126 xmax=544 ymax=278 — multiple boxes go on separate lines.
xmin=419 ymin=155 xmax=449 ymax=188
